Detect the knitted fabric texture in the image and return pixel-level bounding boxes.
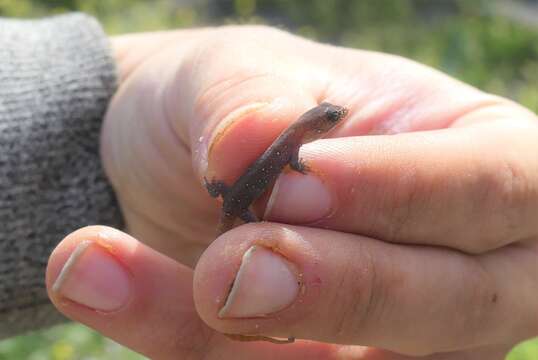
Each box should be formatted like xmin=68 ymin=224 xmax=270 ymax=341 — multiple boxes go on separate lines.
xmin=0 ymin=13 xmax=122 ymax=338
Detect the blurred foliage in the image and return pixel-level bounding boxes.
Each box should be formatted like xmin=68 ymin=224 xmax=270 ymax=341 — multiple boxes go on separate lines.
xmin=509 ymin=337 xmax=538 ymax=360
xmin=0 ymin=0 xmax=536 ymax=112
xmin=0 ymin=0 xmax=537 ymax=359
xmin=0 ymin=323 xmax=143 ymax=360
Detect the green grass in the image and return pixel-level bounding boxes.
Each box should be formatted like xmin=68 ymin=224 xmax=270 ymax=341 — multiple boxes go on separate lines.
xmin=509 ymin=338 xmax=538 ymax=360
xmin=0 ymin=0 xmax=537 ymax=358
xmin=0 ymin=323 xmax=144 ymax=360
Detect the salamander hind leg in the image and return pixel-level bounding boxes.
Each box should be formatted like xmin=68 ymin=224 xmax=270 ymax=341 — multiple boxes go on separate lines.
xmin=239 ymin=210 xmax=259 ymax=223
xmin=217 ymin=212 xmax=236 ymax=236
xmin=289 ymin=152 xmax=310 ymax=174
xmin=204 ymin=177 xmax=230 ymax=198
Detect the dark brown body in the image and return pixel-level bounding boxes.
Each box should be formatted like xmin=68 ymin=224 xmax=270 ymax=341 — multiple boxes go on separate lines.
xmin=205 ymin=102 xmax=348 ymax=235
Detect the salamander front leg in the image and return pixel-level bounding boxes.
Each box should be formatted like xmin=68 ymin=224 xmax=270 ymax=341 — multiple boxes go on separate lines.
xmin=289 ymin=152 xmax=309 ymax=174
xmin=239 ymin=210 xmax=259 ymax=223
xmin=204 ymin=177 xmax=230 ymax=198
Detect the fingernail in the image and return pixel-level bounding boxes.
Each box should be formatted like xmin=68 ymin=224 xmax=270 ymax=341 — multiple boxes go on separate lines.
xmin=52 ymin=241 xmax=132 ymax=312
xmin=219 ymin=245 xmax=299 ymax=318
xmin=199 ymin=102 xmax=269 ymax=176
xmin=264 ymin=172 xmax=333 ymax=223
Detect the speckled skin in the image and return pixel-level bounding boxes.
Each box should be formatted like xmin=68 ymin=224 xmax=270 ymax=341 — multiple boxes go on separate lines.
xmin=205 ymin=103 xmax=348 ymax=235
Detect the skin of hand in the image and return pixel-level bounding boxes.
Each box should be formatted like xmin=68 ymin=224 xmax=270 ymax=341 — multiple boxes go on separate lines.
xmin=45 ymin=26 xmax=538 ymax=360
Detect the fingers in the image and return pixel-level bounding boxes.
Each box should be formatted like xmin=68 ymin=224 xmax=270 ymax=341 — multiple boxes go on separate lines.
xmin=193 ymin=223 xmax=538 ymax=356
xmin=46 ymin=226 xmax=353 ymax=360
xmin=46 ymin=227 xmax=525 ymax=359
xmin=263 ymin=120 xmax=538 ymax=253
xmin=162 ymin=26 xmax=538 ymax=254
xmin=46 ymin=226 xmax=212 ymax=359
xmin=166 ymin=26 xmax=485 ymax=182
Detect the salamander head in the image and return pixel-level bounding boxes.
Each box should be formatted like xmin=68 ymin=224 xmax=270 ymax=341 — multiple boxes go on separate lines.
xmin=321 ymin=102 xmax=349 ymax=124
xmin=298 ymin=102 xmax=349 ymax=143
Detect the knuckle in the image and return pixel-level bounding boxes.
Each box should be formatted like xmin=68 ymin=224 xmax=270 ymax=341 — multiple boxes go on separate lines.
xmin=497 ymin=158 xmax=531 ymax=223
xmin=184 ymin=41 xmax=273 ymax=117
xmin=471 ymin=157 xmax=531 ymax=250
xmin=191 ymin=25 xmax=290 ymax=68
xmin=330 ymin=244 xmax=391 ymax=341
xmin=383 ymin=165 xmax=427 ymax=243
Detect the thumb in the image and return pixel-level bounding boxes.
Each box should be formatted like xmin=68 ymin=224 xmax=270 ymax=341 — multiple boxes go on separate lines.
xmin=163 ymin=27 xmax=328 ymax=183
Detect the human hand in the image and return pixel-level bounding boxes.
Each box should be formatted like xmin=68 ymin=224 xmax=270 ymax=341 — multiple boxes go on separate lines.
xmin=48 ymin=26 xmax=538 ymax=359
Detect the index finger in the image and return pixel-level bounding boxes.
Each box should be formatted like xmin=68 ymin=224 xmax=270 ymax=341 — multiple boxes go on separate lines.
xmin=263 ymin=118 xmax=538 ymax=253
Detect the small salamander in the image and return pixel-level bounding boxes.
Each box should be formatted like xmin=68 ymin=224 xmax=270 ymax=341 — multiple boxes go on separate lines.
xmin=204 ymin=103 xmax=348 ymax=345
xmin=205 ymin=102 xmax=349 ymax=235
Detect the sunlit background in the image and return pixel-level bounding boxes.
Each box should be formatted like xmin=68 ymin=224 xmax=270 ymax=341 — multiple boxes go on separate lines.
xmin=0 ymin=0 xmax=537 ymax=359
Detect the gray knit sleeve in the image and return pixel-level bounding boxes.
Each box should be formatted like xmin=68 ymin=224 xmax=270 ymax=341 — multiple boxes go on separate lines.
xmin=0 ymin=13 xmax=123 ymax=338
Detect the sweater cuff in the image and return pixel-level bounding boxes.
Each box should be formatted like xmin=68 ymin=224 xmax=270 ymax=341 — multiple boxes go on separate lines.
xmin=0 ymin=13 xmax=123 ymax=338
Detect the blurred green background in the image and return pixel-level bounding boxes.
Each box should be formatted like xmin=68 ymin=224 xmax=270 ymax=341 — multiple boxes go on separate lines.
xmin=0 ymin=0 xmax=537 ymax=359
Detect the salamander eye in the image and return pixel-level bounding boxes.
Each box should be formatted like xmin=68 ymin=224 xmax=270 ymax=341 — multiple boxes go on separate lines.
xmin=325 ymin=106 xmax=349 ymax=122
